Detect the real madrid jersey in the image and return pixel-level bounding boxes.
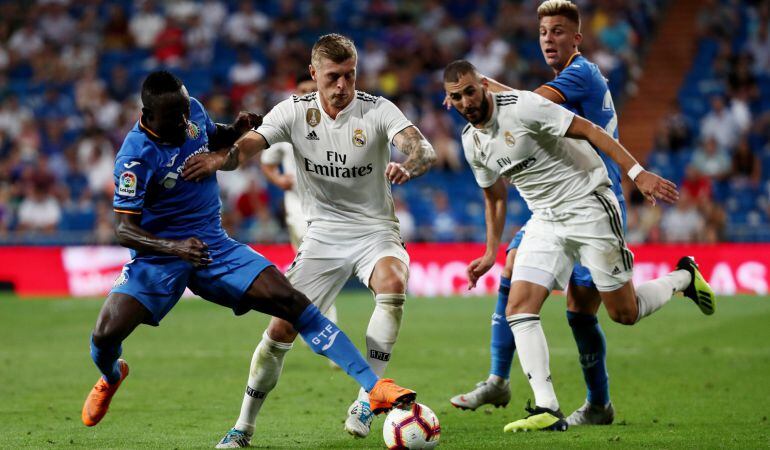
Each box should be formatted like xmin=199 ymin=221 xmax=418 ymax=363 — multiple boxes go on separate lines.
xmin=112 ymin=97 xmax=227 ymax=249
xmin=544 ymin=53 xmax=624 ymax=205
xmin=256 ymin=91 xmax=412 ymax=228
xmin=461 ymin=90 xmax=611 ymax=219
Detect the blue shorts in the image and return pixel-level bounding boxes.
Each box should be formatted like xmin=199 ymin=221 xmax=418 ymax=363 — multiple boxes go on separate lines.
xmin=111 ymin=238 xmax=273 ymax=325
xmin=506 ymin=199 xmax=627 ymax=289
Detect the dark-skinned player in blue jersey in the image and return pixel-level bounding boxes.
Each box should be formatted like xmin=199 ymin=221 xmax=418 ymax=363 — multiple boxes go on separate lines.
xmin=81 ymin=71 xmax=415 ymax=434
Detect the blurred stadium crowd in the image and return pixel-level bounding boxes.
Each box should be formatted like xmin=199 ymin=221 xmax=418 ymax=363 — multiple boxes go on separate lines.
xmin=0 ymin=0 xmax=765 ymax=245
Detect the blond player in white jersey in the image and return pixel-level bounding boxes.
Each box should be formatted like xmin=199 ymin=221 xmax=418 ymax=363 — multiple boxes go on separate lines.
xmin=185 ymin=34 xmax=436 ymax=447
xmin=443 ymin=60 xmax=716 ymax=433
xmin=260 ymin=76 xmax=341 ymax=340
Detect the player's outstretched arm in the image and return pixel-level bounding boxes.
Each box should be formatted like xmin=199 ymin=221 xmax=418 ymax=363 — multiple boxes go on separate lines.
xmin=182 ymin=131 xmax=269 ymax=181
xmin=388 ymin=126 xmax=436 ymax=184
xmin=114 ymin=212 xmax=212 ymax=267
xmin=467 ymin=178 xmax=507 ymax=289
xmin=565 ymin=115 xmax=679 ymax=206
xmin=208 ymin=112 xmax=263 ymax=150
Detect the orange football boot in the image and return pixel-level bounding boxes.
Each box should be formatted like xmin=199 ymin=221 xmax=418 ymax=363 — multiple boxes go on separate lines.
xmin=81 ymin=359 xmax=129 ymax=426
xmin=368 ymin=378 xmax=416 ymax=415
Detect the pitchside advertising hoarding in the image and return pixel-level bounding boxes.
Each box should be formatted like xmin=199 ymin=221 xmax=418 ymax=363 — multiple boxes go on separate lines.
xmin=0 ymin=244 xmax=766 ymax=297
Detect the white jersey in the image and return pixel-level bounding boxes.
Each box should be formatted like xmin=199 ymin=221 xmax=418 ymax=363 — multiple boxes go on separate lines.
xmin=260 ymin=142 xmax=303 ymax=226
xmin=461 ymin=90 xmax=611 ymax=219
xmin=256 ymin=91 xmax=412 ymax=231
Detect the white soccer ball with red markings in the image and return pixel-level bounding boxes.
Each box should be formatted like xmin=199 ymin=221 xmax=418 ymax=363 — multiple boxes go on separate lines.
xmin=382 ymin=402 xmax=440 ymax=449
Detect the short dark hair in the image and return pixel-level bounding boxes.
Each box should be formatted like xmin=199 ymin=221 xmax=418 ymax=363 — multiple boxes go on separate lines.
xmin=141 ymin=70 xmax=183 ymax=108
xmin=443 ymin=60 xmax=479 ymax=83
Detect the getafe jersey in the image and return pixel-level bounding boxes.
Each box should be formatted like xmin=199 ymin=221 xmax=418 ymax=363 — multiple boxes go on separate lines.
xmin=113 ymin=97 xmax=227 ymax=249
xmin=256 ymin=91 xmax=412 ymax=228
xmin=543 ymin=53 xmax=623 ymax=203
xmin=462 ymin=90 xmax=611 ymax=218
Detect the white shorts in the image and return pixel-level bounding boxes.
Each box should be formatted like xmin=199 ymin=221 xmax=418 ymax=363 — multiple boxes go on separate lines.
xmin=286 ymin=224 xmax=409 ymax=314
xmin=513 ymin=189 xmax=633 ymax=292
xmin=286 ymin=216 xmax=308 ymax=249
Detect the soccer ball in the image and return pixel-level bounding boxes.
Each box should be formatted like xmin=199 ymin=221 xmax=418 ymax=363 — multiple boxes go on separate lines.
xmin=382 ymin=403 xmax=440 ymax=449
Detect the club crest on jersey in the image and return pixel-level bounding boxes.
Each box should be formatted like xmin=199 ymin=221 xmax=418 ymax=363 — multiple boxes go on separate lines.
xmin=186 ymin=121 xmax=200 ymax=140
xmin=306 ymin=108 xmax=321 ymax=127
xmin=504 ymin=131 xmax=515 ymax=147
xmin=352 ymin=128 xmax=366 ymax=147
xmin=161 ymin=172 xmax=179 ymax=189
xmin=114 ymin=268 xmax=129 ymax=287
xmin=118 ymin=171 xmax=137 ymax=197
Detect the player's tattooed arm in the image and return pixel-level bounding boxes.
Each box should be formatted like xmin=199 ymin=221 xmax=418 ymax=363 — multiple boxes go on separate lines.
xmin=467 ymin=179 xmax=507 ymax=289
xmin=565 ymin=115 xmax=679 ymax=205
xmin=114 ymin=213 xmax=212 ymax=267
xmin=389 ymin=126 xmax=436 ymax=184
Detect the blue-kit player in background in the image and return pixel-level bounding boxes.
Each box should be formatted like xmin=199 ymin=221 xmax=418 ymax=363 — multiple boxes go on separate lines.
xmin=451 ymin=0 xmax=624 ymax=426
xmin=81 ymin=71 xmax=416 ymax=434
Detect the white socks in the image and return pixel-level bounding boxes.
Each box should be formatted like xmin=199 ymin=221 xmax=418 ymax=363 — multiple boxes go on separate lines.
xmin=507 ymin=313 xmax=559 ymax=411
xmin=234 ymin=331 xmax=293 ymax=434
xmin=356 ymin=293 xmax=405 ymax=403
xmin=635 ymin=269 xmax=691 ymax=321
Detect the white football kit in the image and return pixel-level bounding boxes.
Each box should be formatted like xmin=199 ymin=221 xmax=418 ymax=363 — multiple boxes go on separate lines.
xmin=260 ymin=142 xmax=306 ymax=247
xmin=256 ymin=91 xmax=412 ymax=311
xmin=462 ymin=90 xmax=633 ymax=291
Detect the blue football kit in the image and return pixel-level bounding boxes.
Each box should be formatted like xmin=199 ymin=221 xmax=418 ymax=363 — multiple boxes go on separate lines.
xmin=507 ymin=53 xmax=627 ymax=288
xmin=110 ymin=97 xmax=272 ymax=325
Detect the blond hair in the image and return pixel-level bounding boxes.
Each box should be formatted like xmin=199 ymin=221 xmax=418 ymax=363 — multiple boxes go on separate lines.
xmin=311 ymin=33 xmax=357 ymax=68
xmin=537 ymin=0 xmax=581 ymax=31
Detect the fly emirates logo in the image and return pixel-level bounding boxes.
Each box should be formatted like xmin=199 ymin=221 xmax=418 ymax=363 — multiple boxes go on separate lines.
xmin=303 ymin=150 xmax=373 ymax=179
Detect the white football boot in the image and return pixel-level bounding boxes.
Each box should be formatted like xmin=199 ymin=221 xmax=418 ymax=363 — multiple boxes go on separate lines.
xmin=566 ymin=401 xmax=615 ymax=426
xmin=344 ymin=400 xmax=374 ymax=438
xmin=450 ymin=380 xmax=511 ymax=410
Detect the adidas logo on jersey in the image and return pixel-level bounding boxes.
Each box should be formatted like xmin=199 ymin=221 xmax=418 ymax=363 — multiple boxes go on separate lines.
xmin=612 ymin=266 xmax=621 ymax=275
xmin=306 ymin=130 xmax=319 ymax=140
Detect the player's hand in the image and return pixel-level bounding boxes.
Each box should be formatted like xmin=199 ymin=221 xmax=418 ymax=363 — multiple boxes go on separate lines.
xmin=634 ymin=170 xmax=679 ymax=206
xmin=182 ymin=152 xmax=225 ymax=182
xmin=442 ymin=94 xmax=452 ymax=111
xmin=467 ymin=254 xmax=495 ymax=290
xmin=276 ymin=174 xmax=294 ymax=191
xmin=173 ymin=237 xmax=212 ymax=268
xmin=385 ymin=162 xmax=411 ymax=185
xmin=233 ymin=111 xmax=263 ymax=135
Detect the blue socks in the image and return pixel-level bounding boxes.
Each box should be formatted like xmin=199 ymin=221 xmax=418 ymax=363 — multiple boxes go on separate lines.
xmin=489 ymin=276 xmax=515 ymax=379
xmin=566 ymin=311 xmax=610 ymax=406
xmin=90 ymin=335 xmax=122 ymax=384
xmin=295 ymin=304 xmax=378 ymax=392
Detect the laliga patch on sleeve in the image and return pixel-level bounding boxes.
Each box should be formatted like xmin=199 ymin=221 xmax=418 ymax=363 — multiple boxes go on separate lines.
xmin=118 ymin=171 xmax=137 ymax=197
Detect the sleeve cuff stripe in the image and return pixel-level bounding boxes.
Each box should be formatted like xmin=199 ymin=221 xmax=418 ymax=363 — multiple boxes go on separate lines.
xmin=542 ymin=85 xmax=567 ymax=102
xmin=114 ymin=208 xmax=142 ymax=215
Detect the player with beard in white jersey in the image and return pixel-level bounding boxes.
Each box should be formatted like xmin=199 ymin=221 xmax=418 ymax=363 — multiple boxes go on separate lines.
xmin=185 ymin=34 xmax=436 ymax=447
xmin=260 ymin=75 xmax=341 ymax=355
xmin=443 ymin=60 xmax=715 ymax=433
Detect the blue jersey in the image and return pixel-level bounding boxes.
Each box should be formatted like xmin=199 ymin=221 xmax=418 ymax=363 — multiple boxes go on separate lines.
xmin=112 ymin=97 xmax=226 ymax=251
xmin=544 ymin=53 xmax=624 ymax=203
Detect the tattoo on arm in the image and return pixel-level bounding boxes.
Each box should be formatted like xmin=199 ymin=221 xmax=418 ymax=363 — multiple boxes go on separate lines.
xmin=220 ymin=145 xmax=241 ymax=171
xmin=393 ymin=126 xmax=436 ymax=178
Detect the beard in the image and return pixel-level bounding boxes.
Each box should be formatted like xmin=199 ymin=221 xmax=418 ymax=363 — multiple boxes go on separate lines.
xmin=463 ymin=93 xmax=490 ymax=125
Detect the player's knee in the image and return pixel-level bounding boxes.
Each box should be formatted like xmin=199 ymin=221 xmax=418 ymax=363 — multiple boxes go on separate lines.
xmin=606 ymin=308 xmax=637 ymax=326
xmin=267 ymin=318 xmax=298 ymax=343
xmin=92 ymin=321 xmax=120 ymax=347
xmin=375 ymin=276 xmax=407 ymax=295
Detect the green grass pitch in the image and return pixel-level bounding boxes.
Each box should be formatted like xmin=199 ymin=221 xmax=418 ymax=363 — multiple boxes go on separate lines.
xmin=1 ymin=292 xmax=769 ymax=448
